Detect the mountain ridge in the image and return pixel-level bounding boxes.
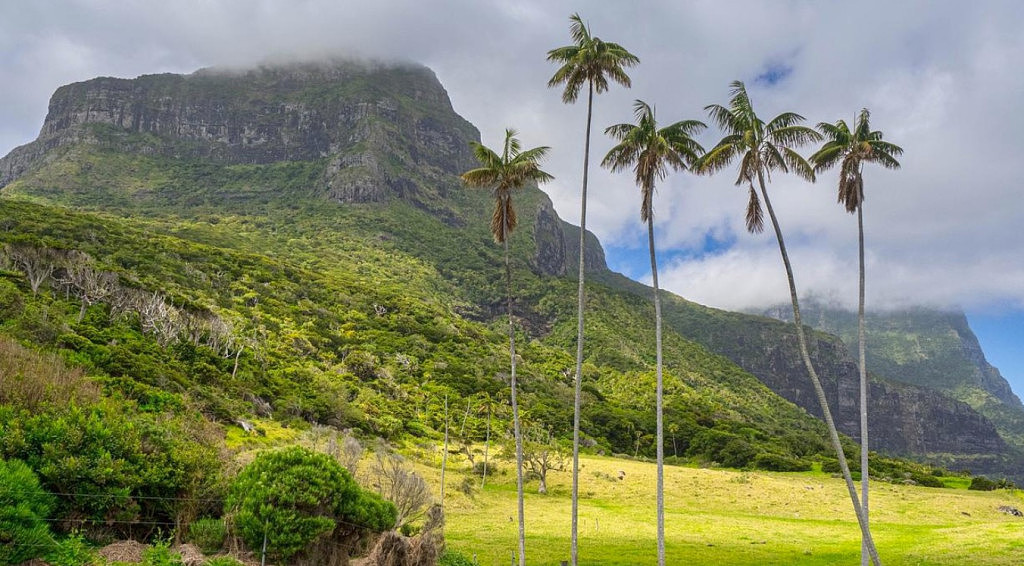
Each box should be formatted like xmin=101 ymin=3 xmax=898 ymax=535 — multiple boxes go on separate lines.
xmin=1 ymin=59 xmax=1019 ymax=480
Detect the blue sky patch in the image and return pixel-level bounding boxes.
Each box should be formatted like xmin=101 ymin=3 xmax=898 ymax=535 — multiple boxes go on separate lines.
xmin=754 ymin=62 xmax=794 ymax=87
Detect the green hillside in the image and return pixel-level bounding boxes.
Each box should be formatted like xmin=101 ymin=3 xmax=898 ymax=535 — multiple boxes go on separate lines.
xmin=1 ymin=61 xmax=1018 ymax=563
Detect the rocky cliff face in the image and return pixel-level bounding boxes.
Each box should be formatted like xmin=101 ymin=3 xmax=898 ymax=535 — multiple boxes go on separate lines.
xmin=671 ymin=306 xmax=1007 ymax=458
xmin=0 ymin=61 xmax=480 ymax=208
xmin=762 ymin=302 xmax=1024 ymax=451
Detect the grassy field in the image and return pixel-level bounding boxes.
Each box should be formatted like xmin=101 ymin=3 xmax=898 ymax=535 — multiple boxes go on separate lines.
xmin=428 ymin=452 xmax=1023 ymax=565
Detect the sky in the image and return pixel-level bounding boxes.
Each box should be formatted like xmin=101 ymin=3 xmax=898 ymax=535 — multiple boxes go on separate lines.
xmin=0 ymin=0 xmax=1022 ymax=397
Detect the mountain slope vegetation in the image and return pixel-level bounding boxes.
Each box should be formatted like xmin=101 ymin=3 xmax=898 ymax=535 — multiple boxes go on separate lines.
xmin=0 ymin=62 xmax=1019 ymax=556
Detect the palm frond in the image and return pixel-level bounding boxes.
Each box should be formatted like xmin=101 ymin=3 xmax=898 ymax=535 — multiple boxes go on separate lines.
xmin=491 ymin=196 xmax=518 ymax=243
xmin=809 ymin=143 xmax=844 ymax=173
xmin=694 ymin=139 xmax=740 ymax=175
xmin=705 ymin=104 xmax=741 ymax=133
xmin=766 ymin=111 xmax=807 ymax=131
xmin=604 ymin=122 xmax=636 ymax=141
xmin=815 ymin=120 xmax=851 ymax=143
xmin=727 ymin=81 xmax=759 ymax=129
xmin=855 ymin=108 xmax=872 ymax=139
xmin=745 ymin=184 xmax=765 ymax=233
xmin=461 ymin=167 xmax=499 ymax=188
xmin=838 ymin=155 xmax=861 ymax=212
xmin=781 ymin=147 xmax=815 ymax=182
xmin=762 ymin=143 xmax=787 ymax=173
xmin=735 ymin=150 xmax=756 ymax=186
xmin=568 ymin=13 xmax=590 ymax=45
xmin=770 ymin=125 xmax=821 ymax=147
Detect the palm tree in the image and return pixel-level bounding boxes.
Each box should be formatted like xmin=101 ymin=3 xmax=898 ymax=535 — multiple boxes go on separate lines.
xmin=602 ymin=100 xmax=704 ymax=566
xmin=461 ymin=129 xmax=553 ymax=566
xmin=696 ymin=81 xmax=882 ymax=565
xmin=546 ymin=14 xmax=639 ymax=565
xmin=810 ymin=108 xmax=902 ymax=566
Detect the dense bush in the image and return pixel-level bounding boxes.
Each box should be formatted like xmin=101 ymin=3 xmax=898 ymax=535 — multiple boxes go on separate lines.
xmin=227 ymin=446 xmax=396 ymax=562
xmin=187 ymin=517 xmax=226 ymax=554
xmin=718 ymin=438 xmax=758 ymax=468
xmin=0 ymin=458 xmax=55 ymax=565
xmin=0 ymin=398 xmax=223 ymax=532
xmin=969 ymin=476 xmax=999 ymax=491
xmin=752 ymin=453 xmax=812 ymax=472
xmin=45 ymin=530 xmax=99 ymax=566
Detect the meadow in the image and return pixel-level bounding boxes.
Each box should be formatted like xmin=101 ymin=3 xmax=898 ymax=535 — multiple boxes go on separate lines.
xmin=433 ymin=453 xmax=1023 ymax=565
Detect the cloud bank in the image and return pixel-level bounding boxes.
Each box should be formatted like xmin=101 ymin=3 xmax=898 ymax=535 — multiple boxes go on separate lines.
xmin=2 ymin=0 xmax=1023 ymax=313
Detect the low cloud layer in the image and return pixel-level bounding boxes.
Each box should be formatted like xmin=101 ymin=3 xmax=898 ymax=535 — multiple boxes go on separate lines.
xmin=2 ymin=0 xmax=1022 ymax=313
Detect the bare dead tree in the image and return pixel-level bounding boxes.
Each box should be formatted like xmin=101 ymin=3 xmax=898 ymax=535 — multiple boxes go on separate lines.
xmin=56 ymin=251 xmax=119 ymax=321
xmin=372 ymin=443 xmax=432 ymax=528
xmin=4 ymin=243 xmax=61 ymax=295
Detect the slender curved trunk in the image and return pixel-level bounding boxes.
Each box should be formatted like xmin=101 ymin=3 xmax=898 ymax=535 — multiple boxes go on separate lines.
xmin=647 ymin=215 xmax=665 ymax=566
xmin=571 ymin=80 xmax=595 ymax=566
xmin=858 ymin=198 xmax=870 ymax=566
xmin=482 ymin=401 xmax=491 ymax=489
xmin=441 ymin=394 xmax=449 ymax=504
xmin=505 ymin=238 xmax=526 ymax=566
xmin=755 ymin=169 xmax=881 ymax=566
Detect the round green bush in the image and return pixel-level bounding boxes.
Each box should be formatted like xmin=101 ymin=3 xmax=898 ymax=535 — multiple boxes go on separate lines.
xmin=227 ymin=446 xmax=396 ymax=562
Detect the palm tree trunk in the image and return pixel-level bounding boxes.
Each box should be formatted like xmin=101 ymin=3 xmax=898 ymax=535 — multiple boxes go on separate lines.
xmin=481 ymin=400 xmax=491 ymax=489
xmin=755 ymin=170 xmax=881 ymax=565
xmin=858 ymin=200 xmax=870 ymax=566
xmin=505 ymin=238 xmax=526 ymax=566
xmin=647 ymin=216 xmax=666 ymax=566
xmin=571 ymin=79 xmax=595 ymax=566
xmin=441 ymin=393 xmax=449 ymax=504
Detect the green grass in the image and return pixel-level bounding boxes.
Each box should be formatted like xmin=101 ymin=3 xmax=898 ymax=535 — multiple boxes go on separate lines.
xmin=434 ymin=453 xmax=1023 ymax=565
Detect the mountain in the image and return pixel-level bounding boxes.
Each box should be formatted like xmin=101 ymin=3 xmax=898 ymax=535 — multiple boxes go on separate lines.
xmin=0 ymin=59 xmax=1017 ymax=482
xmin=763 ymin=301 xmax=1024 ymax=451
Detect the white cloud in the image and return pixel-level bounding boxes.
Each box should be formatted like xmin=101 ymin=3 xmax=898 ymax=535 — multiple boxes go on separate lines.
xmin=2 ymin=0 xmax=1023 ymax=314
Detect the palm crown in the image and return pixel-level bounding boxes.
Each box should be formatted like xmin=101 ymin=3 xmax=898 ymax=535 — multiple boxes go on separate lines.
xmin=461 ymin=129 xmax=554 ymax=243
xmin=602 ymin=100 xmax=705 ymax=222
xmin=696 ymin=80 xmax=821 ymax=232
xmin=546 ymin=13 xmax=639 ymax=103
xmin=810 ymin=108 xmax=903 ymax=212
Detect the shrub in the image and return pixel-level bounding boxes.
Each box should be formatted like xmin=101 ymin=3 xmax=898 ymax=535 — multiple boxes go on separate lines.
xmin=227 ymin=446 xmax=396 ymax=562
xmin=969 ymin=476 xmax=999 ymax=491
xmin=0 ymin=399 xmax=223 ymax=532
xmin=718 ymin=438 xmax=758 ymax=469
xmin=187 ymin=517 xmax=226 ymax=554
xmin=908 ymin=472 xmax=944 ymax=488
xmin=438 ymin=549 xmax=476 ymax=566
xmin=140 ymin=539 xmax=184 ymax=566
xmin=0 ymin=458 xmax=55 ymax=565
xmin=46 ymin=530 xmax=100 ymax=566
xmin=687 ymin=428 xmax=739 ymax=462
xmin=752 ymin=453 xmax=812 ymax=472
xmin=204 ymin=557 xmax=245 ymax=566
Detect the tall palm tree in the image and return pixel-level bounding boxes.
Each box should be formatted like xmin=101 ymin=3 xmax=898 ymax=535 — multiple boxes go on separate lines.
xmin=461 ymin=129 xmax=553 ymax=566
xmin=810 ymin=108 xmax=902 ymax=566
xmin=602 ymin=101 xmax=704 ymax=566
xmin=696 ymin=81 xmax=882 ymax=565
xmin=546 ymin=14 xmax=638 ymax=565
